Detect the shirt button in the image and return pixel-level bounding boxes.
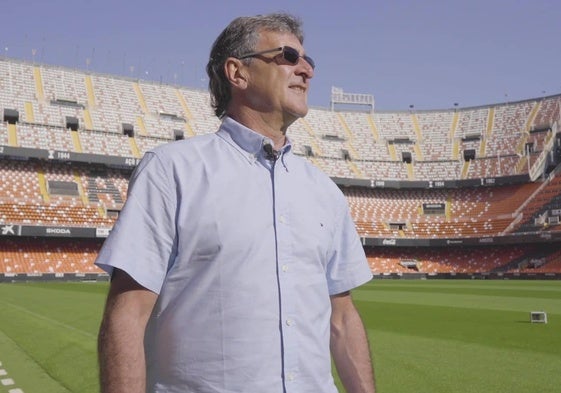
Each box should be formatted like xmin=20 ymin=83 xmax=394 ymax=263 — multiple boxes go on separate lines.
xmin=282 ymin=265 xmax=289 ymax=272
xmin=279 ymin=215 xmax=286 ymax=223
xmin=286 ymin=319 xmax=293 ymax=326
xmin=287 ymin=372 xmax=295 ymax=381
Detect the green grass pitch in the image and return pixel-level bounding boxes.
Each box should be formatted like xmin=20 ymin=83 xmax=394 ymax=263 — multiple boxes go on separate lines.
xmin=0 ymin=279 xmax=559 ymax=393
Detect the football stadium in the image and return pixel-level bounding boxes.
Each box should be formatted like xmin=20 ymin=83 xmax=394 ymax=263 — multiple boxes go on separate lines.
xmin=1 ymin=57 xmax=561 ymax=279
xmin=1 ymin=56 xmax=560 ymax=392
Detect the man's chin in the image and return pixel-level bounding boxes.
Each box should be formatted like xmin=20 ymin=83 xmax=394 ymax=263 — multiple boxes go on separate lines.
xmin=284 ymin=109 xmax=308 ymax=128
xmin=290 ymin=104 xmax=309 ymax=119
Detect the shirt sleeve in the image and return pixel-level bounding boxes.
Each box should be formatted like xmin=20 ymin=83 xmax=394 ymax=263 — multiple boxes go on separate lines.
xmin=94 ymin=152 xmax=177 ymax=294
xmin=325 ymin=196 xmax=373 ymax=295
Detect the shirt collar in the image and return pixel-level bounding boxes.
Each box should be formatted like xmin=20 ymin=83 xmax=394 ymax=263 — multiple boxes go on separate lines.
xmin=217 ymin=116 xmax=292 ymax=164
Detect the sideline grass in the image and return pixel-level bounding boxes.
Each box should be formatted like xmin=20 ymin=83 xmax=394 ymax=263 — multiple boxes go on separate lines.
xmin=0 ymin=280 xmax=559 ymax=392
xmin=0 ymin=282 xmax=106 ymax=393
xmin=354 ymin=279 xmax=561 ymax=393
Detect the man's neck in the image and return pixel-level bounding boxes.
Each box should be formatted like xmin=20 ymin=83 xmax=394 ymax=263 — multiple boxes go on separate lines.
xmin=227 ymin=111 xmax=292 ymax=150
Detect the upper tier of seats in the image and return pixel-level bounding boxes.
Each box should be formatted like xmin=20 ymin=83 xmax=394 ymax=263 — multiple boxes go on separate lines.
xmin=1 ymin=58 xmax=559 ymax=182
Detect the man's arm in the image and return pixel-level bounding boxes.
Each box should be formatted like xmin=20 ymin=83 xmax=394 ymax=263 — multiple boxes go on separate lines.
xmin=330 ymin=291 xmax=376 ymax=393
xmin=98 ymin=268 xmax=158 ymax=393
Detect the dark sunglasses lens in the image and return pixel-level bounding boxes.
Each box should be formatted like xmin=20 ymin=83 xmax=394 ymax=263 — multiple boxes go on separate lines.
xmin=282 ymin=47 xmax=315 ymax=69
xmin=282 ymin=47 xmax=300 ymax=64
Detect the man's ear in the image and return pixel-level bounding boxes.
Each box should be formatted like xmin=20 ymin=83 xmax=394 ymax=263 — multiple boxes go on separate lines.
xmin=224 ymin=57 xmax=249 ymax=89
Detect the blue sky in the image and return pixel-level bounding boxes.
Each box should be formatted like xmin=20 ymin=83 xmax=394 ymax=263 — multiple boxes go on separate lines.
xmin=2 ymin=0 xmax=560 ymax=110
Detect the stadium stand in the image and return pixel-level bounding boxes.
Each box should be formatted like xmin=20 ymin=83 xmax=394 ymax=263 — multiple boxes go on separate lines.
xmin=365 ymin=244 xmax=539 ymax=274
xmin=0 ymin=237 xmax=101 ymax=274
xmin=1 ymin=57 xmax=561 ymax=277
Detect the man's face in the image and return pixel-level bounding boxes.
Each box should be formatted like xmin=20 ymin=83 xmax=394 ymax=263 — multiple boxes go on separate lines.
xmin=243 ymin=30 xmax=314 ymax=126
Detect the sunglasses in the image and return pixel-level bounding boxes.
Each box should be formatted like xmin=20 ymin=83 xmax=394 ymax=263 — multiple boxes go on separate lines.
xmin=238 ymin=46 xmax=315 ymax=70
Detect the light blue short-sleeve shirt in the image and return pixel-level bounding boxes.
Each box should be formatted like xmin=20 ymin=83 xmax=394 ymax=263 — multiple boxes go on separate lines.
xmin=95 ymin=117 xmax=372 ymax=393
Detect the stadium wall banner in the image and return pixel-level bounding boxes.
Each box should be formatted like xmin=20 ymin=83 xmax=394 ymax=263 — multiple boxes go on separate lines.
xmin=422 ymin=203 xmax=446 ymax=214
xmin=3 ymin=272 xmax=556 ymax=283
xmin=332 ymin=174 xmax=530 ymax=189
xmin=1 ymin=224 xmax=111 ymax=238
xmin=0 ymin=273 xmax=110 ymax=283
xmin=3 ymin=222 xmax=561 ymax=245
xmin=0 ymin=145 xmax=50 ymax=159
xmin=372 ymin=272 xmax=559 ymax=280
xmin=96 ymin=228 xmax=112 ymax=238
xmin=20 ymin=225 xmax=97 ymax=238
xmin=364 ymin=231 xmax=561 ymax=247
xmin=0 ymin=145 xmax=141 ymax=168
xmin=1 ymin=224 xmax=21 ymax=236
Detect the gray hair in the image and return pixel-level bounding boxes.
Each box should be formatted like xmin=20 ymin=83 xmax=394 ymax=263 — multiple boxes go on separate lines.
xmin=206 ymin=13 xmax=305 ymax=118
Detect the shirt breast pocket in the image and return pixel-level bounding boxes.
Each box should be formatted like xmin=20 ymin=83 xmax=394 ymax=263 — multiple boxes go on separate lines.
xmin=290 ymin=200 xmax=336 ymax=269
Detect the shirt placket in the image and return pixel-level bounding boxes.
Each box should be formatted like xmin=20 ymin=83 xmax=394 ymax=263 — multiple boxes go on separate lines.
xmin=272 ymin=158 xmax=299 ymax=391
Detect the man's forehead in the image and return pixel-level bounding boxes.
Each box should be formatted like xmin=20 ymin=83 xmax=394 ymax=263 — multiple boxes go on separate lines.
xmin=256 ymin=30 xmax=303 ymax=49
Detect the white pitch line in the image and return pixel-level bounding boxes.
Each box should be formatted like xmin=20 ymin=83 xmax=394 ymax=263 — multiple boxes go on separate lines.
xmin=0 ymin=361 xmax=24 ymax=392
xmin=0 ymin=300 xmax=96 ymax=339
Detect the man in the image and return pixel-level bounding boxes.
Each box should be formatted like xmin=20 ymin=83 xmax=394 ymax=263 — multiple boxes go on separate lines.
xmin=97 ymin=12 xmax=376 ymax=393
